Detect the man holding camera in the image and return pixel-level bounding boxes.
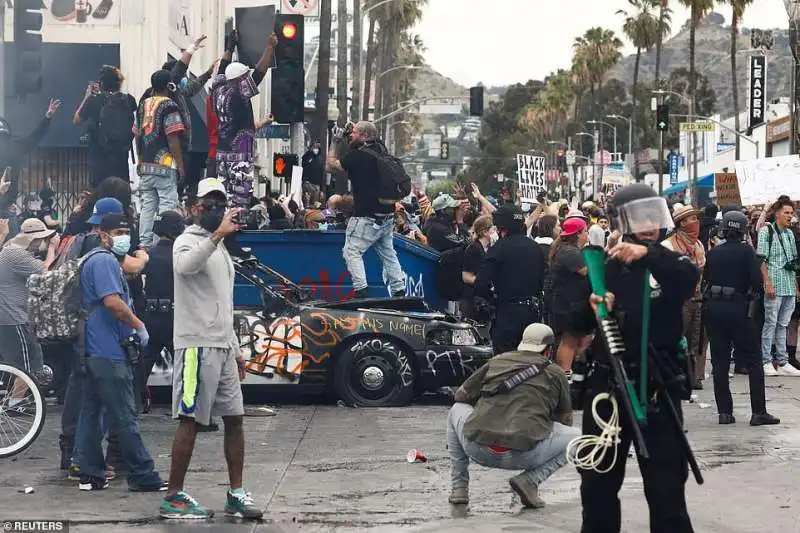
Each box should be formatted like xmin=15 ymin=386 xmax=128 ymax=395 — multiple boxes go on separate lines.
xmin=326 ymin=121 xmax=406 ymax=299
xmin=161 ymin=178 xmax=261 ymax=520
xmin=75 ymin=213 xmax=165 ymax=492
xmin=757 ymin=198 xmax=800 ymax=377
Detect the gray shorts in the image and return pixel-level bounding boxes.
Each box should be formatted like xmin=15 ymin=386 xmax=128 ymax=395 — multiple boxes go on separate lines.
xmin=0 ymin=324 xmax=43 ymax=374
xmin=172 ymin=346 xmax=245 ymax=426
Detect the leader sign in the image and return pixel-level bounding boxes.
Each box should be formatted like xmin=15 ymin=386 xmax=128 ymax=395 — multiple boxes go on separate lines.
xmin=748 ymin=55 xmax=767 ymax=129
xmin=516 ymin=154 xmax=546 ymax=203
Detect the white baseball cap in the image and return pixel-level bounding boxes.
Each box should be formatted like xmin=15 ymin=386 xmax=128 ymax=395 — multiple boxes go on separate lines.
xmin=517 ymin=323 xmax=555 ymax=353
xmin=197 ymin=178 xmax=227 ymax=199
xmin=224 ymin=62 xmax=251 ymax=81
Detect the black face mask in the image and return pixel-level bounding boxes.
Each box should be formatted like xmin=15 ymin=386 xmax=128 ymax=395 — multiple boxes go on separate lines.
xmin=199 ymin=205 xmax=226 ymax=232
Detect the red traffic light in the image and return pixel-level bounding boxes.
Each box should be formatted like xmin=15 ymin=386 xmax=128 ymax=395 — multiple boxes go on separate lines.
xmin=274 ymin=156 xmax=286 ymax=175
xmin=281 ymin=23 xmax=298 ymax=39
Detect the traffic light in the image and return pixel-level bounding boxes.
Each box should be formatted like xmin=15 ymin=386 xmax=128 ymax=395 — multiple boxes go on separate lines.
xmin=14 ymin=0 xmax=44 ymax=95
xmin=271 ymin=14 xmax=305 ymax=124
xmin=656 ymin=104 xmax=669 ymax=132
xmin=439 ymin=141 xmax=449 ymax=160
xmin=273 ymin=153 xmax=299 ymax=179
xmin=469 ymin=86 xmax=484 ymax=116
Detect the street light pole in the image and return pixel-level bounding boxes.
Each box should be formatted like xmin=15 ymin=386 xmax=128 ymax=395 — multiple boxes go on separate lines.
xmin=588 ymin=120 xmax=618 ymax=157
xmin=576 ymin=132 xmax=599 ymax=197
xmin=606 ymin=114 xmax=633 ymax=160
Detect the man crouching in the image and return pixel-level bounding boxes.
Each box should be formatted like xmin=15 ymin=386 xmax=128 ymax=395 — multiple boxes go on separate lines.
xmin=447 ymin=323 xmax=580 ymax=507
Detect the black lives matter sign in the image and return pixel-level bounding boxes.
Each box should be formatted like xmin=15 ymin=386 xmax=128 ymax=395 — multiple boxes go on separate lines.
xmin=748 ymin=55 xmax=766 ymax=129
xmin=516 ymin=154 xmax=545 ymax=203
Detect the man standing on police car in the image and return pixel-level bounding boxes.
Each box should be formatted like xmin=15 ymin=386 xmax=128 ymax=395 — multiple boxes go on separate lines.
xmin=580 ymin=184 xmax=698 ymax=533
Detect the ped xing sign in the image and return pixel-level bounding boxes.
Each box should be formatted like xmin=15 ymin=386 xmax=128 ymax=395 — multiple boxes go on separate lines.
xmin=679 ymin=121 xmax=715 ymax=133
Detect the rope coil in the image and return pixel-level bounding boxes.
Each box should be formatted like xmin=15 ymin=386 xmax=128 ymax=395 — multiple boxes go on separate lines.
xmin=566 ymin=393 xmax=622 ymax=474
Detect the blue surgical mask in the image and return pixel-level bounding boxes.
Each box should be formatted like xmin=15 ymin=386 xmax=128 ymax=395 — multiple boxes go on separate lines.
xmin=111 ymin=235 xmax=130 ymax=256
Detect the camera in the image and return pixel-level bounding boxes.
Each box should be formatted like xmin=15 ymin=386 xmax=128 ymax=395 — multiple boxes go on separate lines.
xmin=784 ymin=260 xmax=797 ymax=272
xmin=234 ymin=209 xmax=263 ymax=230
xmin=342 ymin=122 xmax=354 ymax=138
xmin=120 ymin=335 xmax=142 ymax=366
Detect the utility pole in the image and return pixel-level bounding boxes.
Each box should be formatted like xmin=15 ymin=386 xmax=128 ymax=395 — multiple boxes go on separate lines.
xmin=350 ymin=0 xmax=361 ymax=122
xmin=690 ymin=94 xmax=698 ymax=206
xmin=658 ymin=129 xmax=664 ymax=196
xmin=0 ymin=0 xmax=5 ymax=118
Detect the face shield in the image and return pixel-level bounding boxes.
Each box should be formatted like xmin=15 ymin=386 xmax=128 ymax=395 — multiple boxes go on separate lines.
xmin=613 ymin=197 xmax=674 ymax=236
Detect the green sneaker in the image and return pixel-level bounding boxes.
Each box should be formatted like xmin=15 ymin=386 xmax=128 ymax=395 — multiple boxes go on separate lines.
xmin=225 ymin=489 xmax=263 ymax=519
xmin=159 ymin=491 xmax=214 ymax=520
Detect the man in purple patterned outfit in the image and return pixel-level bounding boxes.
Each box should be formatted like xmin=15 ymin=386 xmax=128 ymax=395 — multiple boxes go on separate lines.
xmin=210 ymin=32 xmax=277 ymax=208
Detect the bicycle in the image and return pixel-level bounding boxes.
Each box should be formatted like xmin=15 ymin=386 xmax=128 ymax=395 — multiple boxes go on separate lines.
xmin=0 ymin=363 xmax=47 ymax=458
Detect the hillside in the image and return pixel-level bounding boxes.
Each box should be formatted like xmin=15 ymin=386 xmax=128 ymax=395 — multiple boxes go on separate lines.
xmin=608 ymin=12 xmax=792 ymax=117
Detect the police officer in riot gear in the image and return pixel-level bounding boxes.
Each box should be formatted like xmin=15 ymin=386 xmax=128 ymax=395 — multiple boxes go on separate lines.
xmin=474 ymin=204 xmax=546 ymax=354
xmin=580 ymin=184 xmax=699 ymax=533
xmin=703 ymin=210 xmax=780 ymax=426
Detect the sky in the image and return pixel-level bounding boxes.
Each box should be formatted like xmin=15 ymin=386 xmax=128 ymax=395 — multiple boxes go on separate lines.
xmin=413 ymin=0 xmax=792 ymax=87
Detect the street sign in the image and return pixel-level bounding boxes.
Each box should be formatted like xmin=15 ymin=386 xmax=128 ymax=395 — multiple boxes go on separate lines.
xmin=255 ymin=124 xmax=291 ymax=139
xmin=281 ymin=0 xmax=320 ymax=17
xmin=565 ymin=150 xmax=576 ymax=165
xmin=668 ymin=152 xmax=680 ymax=185
xmin=679 ymin=121 xmax=715 ymax=133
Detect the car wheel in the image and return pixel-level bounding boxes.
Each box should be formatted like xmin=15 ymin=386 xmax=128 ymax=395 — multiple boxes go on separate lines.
xmin=334 ymin=337 xmax=415 ymax=407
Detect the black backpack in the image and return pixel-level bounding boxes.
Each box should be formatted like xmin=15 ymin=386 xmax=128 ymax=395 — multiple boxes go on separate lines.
xmin=97 ymin=92 xmax=134 ymax=153
xmin=436 ymin=242 xmax=469 ymax=301
xmin=360 ymin=141 xmax=412 ymax=205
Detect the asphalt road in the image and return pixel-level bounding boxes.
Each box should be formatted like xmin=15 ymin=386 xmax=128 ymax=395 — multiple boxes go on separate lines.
xmin=2 ymin=375 xmax=799 ymax=533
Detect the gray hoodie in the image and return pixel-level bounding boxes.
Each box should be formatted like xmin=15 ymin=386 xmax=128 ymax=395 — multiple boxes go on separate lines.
xmin=173 ymin=225 xmax=238 ymax=351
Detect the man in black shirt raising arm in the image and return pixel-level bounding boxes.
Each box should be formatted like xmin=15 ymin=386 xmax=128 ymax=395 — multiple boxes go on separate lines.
xmin=327 ymin=121 xmax=407 ymax=299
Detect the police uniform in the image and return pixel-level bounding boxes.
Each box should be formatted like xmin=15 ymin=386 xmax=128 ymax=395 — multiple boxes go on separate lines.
xmin=137 ymin=213 xmax=183 ymax=412
xmin=580 ymin=184 xmax=699 ymax=533
xmin=474 ymin=205 xmax=546 ymax=355
xmin=703 ymin=211 xmax=779 ymax=426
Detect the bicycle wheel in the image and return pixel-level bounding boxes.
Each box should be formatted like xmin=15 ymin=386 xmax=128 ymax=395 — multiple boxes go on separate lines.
xmin=0 ymin=363 xmax=46 ymax=458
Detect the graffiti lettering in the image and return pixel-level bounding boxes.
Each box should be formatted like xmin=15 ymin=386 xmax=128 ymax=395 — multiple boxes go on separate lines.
xmin=389 ymin=320 xmax=424 ymax=337
xmin=238 ymin=314 xmax=304 ymax=382
xmin=406 ymin=273 xmax=424 ymax=298
xmin=360 ymin=316 xmax=384 ymax=331
xmin=425 ymin=349 xmax=476 ymax=378
xmin=299 ymin=270 xmax=355 ymax=301
xmin=350 ymin=338 xmax=413 ymax=388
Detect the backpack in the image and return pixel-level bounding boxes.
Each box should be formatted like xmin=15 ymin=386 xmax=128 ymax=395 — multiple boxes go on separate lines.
xmin=359 ymin=142 xmax=412 ymax=205
xmin=27 ymin=248 xmax=111 ymax=342
xmin=52 ymin=232 xmax=101 ymax=269
xmin=436 ymin=242 xmax=469 ymax=301
xmin=97 ymin=92 xmax=134 ymax=153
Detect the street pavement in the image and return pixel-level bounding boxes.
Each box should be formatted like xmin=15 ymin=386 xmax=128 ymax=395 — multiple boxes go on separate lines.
xmin=2 ymin=374 xmax=799 ymax=533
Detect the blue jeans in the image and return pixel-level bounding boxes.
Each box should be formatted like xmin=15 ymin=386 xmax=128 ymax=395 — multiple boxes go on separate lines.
xmin=76 ymin=357 xmax=162 ymax=488
xmin=138 ymin=173 xmax=179 ymax=248
xmin=446 ymin=403 xmax=580 ymax=489
xmin=342 ymin=216 xmax=406 ymax=294
xmin=761 ymin=295 xmax=796 ymax=365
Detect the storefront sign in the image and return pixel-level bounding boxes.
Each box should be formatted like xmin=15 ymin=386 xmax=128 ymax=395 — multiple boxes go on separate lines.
xmin=748 ymin=55 xmax=767 ymax=129
xmin=766 ymin=115 xmax=791 ymax=143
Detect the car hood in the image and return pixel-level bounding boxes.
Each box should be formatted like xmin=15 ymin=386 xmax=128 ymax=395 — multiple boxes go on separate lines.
xmin=312 ymin=296 xmax=433 ymax=314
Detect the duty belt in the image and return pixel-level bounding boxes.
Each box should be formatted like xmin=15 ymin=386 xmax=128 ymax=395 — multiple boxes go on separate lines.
xmin=143 ymin=298 xmax=174 ymax=313
xmin=703 ymin=285 xmax=744 ymax=301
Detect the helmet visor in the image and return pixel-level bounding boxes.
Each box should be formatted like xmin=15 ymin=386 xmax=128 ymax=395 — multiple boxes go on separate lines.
xmin=614 ymin=197 xmax=674 ymax=235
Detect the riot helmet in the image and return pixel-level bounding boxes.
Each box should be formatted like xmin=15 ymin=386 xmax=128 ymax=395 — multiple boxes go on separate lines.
xmin=609 ymin=183 xmax=674 ymax=242
xmin=721 ymin=210 xmax=748 ymax=240
xmin=492 ymin=204 xmax=526 ymax=235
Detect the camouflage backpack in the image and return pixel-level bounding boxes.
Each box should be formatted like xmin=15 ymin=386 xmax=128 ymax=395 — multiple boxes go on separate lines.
xmin=27 ymin=249 xmax=111 ymax=342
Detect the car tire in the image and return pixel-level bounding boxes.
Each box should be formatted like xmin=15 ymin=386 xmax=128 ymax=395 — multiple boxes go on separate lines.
xmin=334 ymin=337 xmax=415 ymax=407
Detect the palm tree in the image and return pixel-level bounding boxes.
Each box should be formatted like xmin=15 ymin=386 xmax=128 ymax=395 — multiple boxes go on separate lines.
xmin=728 ymin=0 xmax=754 ymax=159
xmin=314 ymin=0 xmax=333 ymax=148
xmin=336 ymin=0 xmax=348 ymax=126
xmin=653 ymin=0 xmax=673 ymax=87
xmin=572 ymin=27 xmax=624 ymax=113
xmin=361 ymin=12 xmax=377 ymax=120
xmin=678 ymin=0 xmax=713 ymax=204
xmin=351 ymin=0 xmax=362 ymax=122
xmin=618 ymin=1 xmax=660 ymax=156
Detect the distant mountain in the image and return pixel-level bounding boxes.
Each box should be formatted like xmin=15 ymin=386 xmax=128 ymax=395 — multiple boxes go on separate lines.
xmin=607 ymin=12 xmax=792 ymax=118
